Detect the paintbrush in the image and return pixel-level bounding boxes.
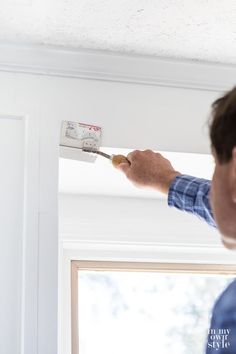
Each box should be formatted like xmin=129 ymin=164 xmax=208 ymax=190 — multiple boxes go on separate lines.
xmin=60 ymin=120 xmax=129 ymax=168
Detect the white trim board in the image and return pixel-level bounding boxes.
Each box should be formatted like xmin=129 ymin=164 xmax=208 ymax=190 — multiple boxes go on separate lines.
xmin=61 ymin=240 xmax=236 ymax=265
xmin=0 ymin=43 xmax=236 ymax=91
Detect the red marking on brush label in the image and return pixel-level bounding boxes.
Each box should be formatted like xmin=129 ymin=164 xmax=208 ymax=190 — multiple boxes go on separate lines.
xmin=80 ymin=123 xmax=101 ymax=132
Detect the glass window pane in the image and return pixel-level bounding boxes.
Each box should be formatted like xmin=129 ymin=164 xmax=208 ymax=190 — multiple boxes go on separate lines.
xmin=78 ymin=270 xmax=234 ymax=354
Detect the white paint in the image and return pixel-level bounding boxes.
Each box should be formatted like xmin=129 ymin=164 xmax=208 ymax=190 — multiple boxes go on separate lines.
xmin=59 ymin=194 xmax=221 ymax=248
xmin=37 ymin=74 xmax=218 ymax=154
xmin=0 ymin=71 xmax=57 ymax=354
xmin=59 ymin=149 xmax=214 ymax=198
xmin=0 ymin=116 xmax=24 ymax=354
xmin=0 ymin=57 xmax=234 ymax=354
xmin=1 ymin=43 xmax=236 ymax=92
xmin=0 ymin=1 xmax=236 ymax=64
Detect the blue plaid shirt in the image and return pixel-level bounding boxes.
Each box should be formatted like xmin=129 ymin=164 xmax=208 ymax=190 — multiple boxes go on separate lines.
xmin=168 ymin=175 xmax=236 ymax=354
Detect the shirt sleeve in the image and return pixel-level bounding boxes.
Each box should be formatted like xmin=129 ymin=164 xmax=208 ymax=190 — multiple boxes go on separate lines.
xmin=168 ymin=174 xmax=216 ymax=228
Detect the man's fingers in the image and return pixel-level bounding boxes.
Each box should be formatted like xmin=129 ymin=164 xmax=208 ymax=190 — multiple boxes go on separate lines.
xmin=117 ymin=162 xmax=131 ymax=175
xmin=127 ymin=150 xmax=139 ymax=162
xmin=127 ymin=149 xmax=154 ymax=163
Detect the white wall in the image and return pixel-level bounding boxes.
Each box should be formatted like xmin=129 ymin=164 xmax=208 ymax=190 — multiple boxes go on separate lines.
xmin=0 ymin=71 xmax=59 ymax=354
xmin=0 ymin=116 xmax=24 ymax=354
xmin=59 ymin=193 xmax=236 ymax=260
xmin=0 ymin=46 xmax=236 ymax=354
xmin=40 ymin=74 xmax=218 ymax=153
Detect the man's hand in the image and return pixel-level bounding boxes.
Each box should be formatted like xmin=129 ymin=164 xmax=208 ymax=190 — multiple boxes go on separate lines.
xmin=117 ymin=150 xmax=181 ymax=195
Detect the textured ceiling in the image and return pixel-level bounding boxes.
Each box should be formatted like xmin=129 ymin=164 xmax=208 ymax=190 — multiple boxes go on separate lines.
xmin=1 ymin=0 xmax=236 ymax=64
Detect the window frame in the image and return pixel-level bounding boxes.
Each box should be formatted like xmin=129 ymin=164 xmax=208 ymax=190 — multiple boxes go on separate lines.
xmin=71 ymin=260 xmax=236 ymax=354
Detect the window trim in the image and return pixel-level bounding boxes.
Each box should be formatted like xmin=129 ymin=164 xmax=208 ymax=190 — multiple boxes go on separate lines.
xmin=71 ymin=260 xmax=236 ymax=354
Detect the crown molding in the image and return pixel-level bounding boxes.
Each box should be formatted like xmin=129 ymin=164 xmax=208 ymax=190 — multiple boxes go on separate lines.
xmin=0 ymin=42 xmax=236 ymax=91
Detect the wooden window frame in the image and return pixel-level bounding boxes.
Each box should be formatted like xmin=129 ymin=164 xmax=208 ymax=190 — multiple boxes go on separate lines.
xmin=71 ymin=260 xmax=236 ymax=354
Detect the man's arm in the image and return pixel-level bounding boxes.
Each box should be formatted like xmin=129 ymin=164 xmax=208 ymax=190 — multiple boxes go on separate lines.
xmin=118 ymin=150 xmax=216 ymax=228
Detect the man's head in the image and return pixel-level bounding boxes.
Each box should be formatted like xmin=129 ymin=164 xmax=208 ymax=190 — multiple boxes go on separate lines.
xmin=209 ymin=86 xmax=236 ymax=248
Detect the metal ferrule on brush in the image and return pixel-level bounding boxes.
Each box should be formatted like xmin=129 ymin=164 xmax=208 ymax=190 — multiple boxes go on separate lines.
xmin=82 ymin=146 xmax=112 ymax=160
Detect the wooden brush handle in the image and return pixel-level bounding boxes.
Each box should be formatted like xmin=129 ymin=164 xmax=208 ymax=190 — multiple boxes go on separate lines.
xmin=111 ymin=154 xmax=130 ymax=168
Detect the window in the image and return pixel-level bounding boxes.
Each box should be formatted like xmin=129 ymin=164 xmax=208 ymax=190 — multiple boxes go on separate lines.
xmin=71 ymin=261 xmax=236 ymax=354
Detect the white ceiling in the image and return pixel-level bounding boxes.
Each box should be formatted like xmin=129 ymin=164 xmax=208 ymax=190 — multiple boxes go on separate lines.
xmin=59 ymin=148 xmax=214 ymax=199
xmin=1 ymin=0 xmax=236 ymax=64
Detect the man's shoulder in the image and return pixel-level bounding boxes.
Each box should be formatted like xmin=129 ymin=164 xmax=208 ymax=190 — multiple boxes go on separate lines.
xmin=213 ymin=279 xmax=236 ymax=315
xmin=208 ymin=280 xmax=236 ymax=353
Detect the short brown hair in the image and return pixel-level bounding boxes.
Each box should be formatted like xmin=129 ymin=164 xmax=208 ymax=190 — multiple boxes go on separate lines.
xmin=209 ymin=86 xmax=236 ymax=163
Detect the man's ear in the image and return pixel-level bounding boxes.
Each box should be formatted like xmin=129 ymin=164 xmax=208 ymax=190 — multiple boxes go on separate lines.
xmin=231 ymin=147 xmax=236 ymax=203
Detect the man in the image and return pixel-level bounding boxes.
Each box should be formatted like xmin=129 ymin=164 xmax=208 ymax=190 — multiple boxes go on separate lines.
xmin=117 ymin=86 xmax=236 ymax=353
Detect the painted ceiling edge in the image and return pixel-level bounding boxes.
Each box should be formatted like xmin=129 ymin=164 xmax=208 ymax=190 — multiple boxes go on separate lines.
xmin=0 ymin=43 xmax=236 ymax=91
